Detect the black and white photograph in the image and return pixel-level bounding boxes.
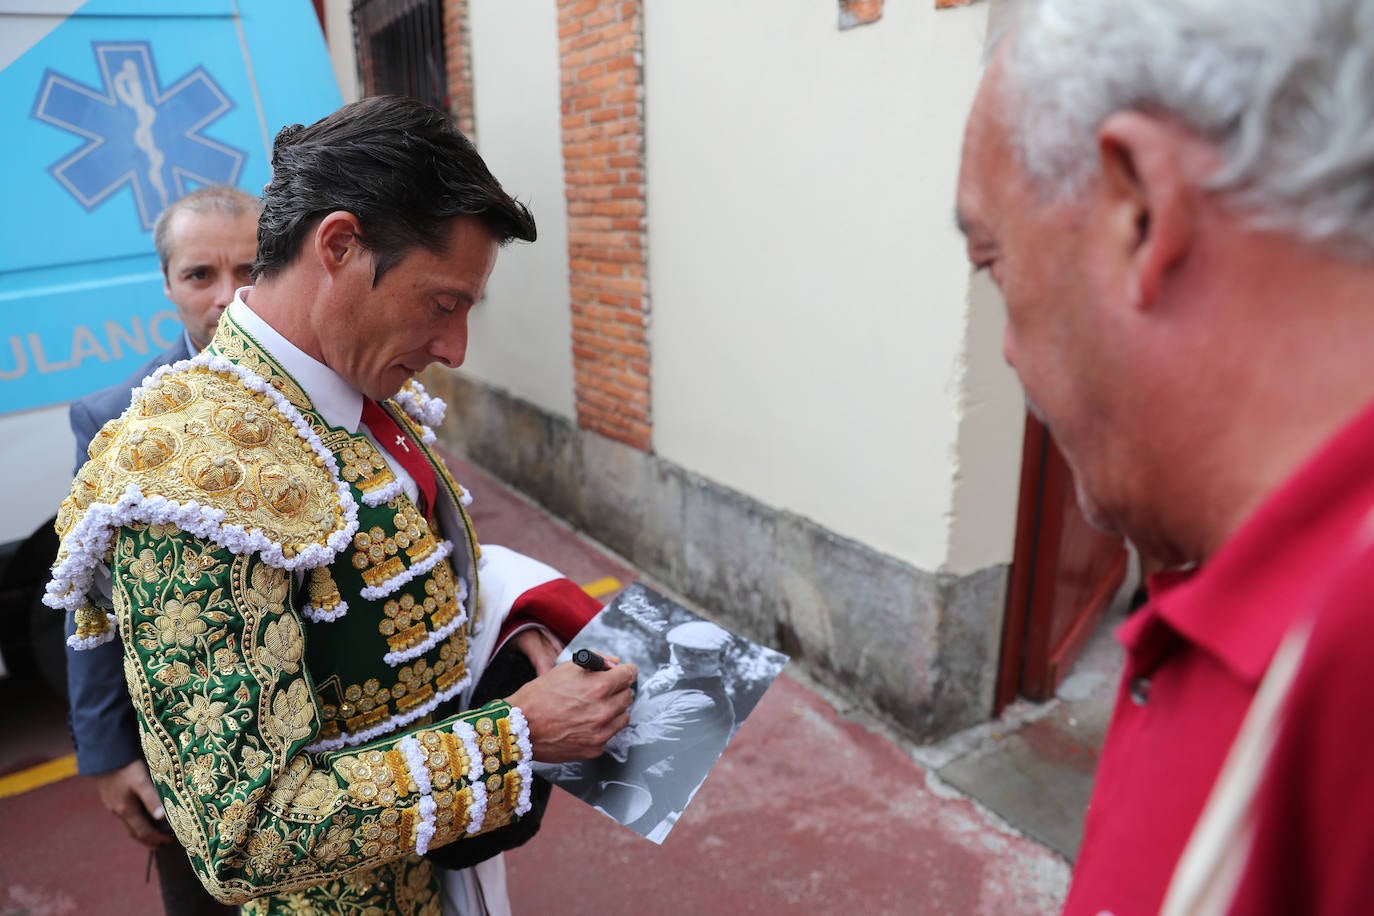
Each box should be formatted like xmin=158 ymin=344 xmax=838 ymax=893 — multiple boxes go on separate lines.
xmin=535 ymin=583 xmax=789 ymax=844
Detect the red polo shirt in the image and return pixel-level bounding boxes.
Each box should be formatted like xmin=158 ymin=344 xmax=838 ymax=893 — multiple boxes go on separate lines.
xmin=1064 ymin=397 xmax=1374 ymax=915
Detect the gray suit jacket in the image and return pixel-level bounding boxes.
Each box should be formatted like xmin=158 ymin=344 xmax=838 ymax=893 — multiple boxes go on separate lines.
xmin=65 ymin=334 xmax=195 ymax=774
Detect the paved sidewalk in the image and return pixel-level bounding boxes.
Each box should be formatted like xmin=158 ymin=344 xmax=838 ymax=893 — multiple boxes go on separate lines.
xmin=464 ymin=455 xmax=1070 ymax=915
xmin=0 ymin=454 xmax=1070 ymax=916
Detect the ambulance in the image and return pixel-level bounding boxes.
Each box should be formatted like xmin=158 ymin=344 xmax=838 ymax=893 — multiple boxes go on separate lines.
xmin=0 ymin=0 xmax=343 ymax=685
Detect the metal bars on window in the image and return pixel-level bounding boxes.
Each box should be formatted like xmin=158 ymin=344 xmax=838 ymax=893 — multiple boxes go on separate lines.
xmin=351 ymin=0 xmax=448 ymax=111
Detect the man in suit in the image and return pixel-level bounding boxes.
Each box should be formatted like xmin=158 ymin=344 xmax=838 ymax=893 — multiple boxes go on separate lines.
xmin=65 ymin=185 xmax=259 ymax=916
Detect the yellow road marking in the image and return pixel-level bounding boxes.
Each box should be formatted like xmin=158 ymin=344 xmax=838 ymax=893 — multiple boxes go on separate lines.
xmin=0 ymin=753 xmax=77 ymax=800
xmin=580 ymin=576 xmax=623 ymax=599
xmin=0 ymin=576 xmax=625 ymax=801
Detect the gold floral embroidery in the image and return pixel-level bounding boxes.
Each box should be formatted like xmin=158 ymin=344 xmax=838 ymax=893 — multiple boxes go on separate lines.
xmin=255 ymin=616 xmax=303 ymax=674
xmin=242 ymin=563 xmax=291 ymax=617
xmin=184 ymin=696 xmax=229 ymax=738
xmin=154 ymin=596 xmax=207 ymax=648
xmin=267 ymin=679 xmax=315 ymax=744
xmin=241 ymin=745 xmax=269 ymax=780
xmin=129 ymin=548 xmax=162 ymax=582
xmin=154 ymin=660 xmax=192 ymax=687
xmin=219 ymin=799 xmax=250 ymax=846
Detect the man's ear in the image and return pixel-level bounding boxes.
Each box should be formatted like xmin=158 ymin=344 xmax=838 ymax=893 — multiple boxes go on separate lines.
xmin=1097 ymin=111 xmax=1200 ymax=311
xmin=313 ymin=211 xmax=366 ymax=279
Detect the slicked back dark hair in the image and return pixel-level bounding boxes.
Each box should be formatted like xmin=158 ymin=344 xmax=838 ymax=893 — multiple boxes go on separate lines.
xmin=252 ymin=95 xmax=537 ymax=284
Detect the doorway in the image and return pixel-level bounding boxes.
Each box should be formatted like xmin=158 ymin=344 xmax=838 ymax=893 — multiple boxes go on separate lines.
xmin=996 ymin=414 xmax=1127 ymax=711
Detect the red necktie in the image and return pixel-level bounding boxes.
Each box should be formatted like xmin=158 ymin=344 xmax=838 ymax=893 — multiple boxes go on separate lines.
xmin=361 ymin=398 xmax=438 ymax=518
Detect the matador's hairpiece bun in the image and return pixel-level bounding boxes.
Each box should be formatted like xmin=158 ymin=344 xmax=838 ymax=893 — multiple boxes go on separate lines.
xmin=271 ymin=123 xmax=305 ymax=166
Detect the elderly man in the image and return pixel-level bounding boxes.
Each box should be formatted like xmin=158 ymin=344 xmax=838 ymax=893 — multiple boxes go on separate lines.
xmin=46 ymin=97 xmax=636 ymax=915
xmin=957 ymin=1 xmax=1374 ymax=913
xmin=66 ymin=185 xmax=259 ymax=916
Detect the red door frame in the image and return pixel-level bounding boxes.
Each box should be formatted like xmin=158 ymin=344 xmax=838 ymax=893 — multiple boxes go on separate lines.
xmin=997 ymin=414 xmax=1127 ymax=713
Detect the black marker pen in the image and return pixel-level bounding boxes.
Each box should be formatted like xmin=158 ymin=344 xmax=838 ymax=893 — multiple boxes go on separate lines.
xmin=572 ymin=648 xmax=610 ymax=671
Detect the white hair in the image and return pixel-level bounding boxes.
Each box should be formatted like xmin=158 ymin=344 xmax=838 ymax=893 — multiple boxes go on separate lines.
xmin=997 ymin=0 xmax=1374 ymax=258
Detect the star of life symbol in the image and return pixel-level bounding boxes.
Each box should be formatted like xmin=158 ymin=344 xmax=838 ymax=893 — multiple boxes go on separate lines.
xmin=31 ymin=41 xmax=245 ymax=231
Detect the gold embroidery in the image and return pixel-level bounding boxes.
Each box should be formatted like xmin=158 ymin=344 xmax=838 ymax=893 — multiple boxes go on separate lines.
xmin=117 ymin=426 xmax=179 ymax=472
xmin=140 ymin=376 xmax=196 ymax=416
xmin=212 ymin=402 xmax=275 ymax=447
xmin=340 ymin=750 xmax=404 ymax=807
xmin=72 ymin=603 xmax=112 ymax=641
xmin=266 ymin=678 xmax=315 ymax=743
xmin=256 ymin=463 xmax=311 ymax=518
xmin=338 ymin=439 xmax=392 ymax=493
xmin=210 ymin=319 xmax=311 ymax=411
xmin=495 ymin=717 xmax=518 ymax=766
xmin=186 ymin=452 xmax=245 ymax=493
xmin=350 ymin=506 xmax=442 ymax=593
xmin=362 ymin=556 xmax=405 ymax=590
xmin=52 ymin=365 xmax=350 ymax=569
xmin=254 ymin=616 xmax=303 ymax=674
xmin=305 ymin=567 xmax=343 ymax=615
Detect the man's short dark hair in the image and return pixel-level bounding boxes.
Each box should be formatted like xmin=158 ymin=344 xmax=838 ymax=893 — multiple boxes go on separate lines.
xmin=252 ymin=95 xmax=537 ymax=284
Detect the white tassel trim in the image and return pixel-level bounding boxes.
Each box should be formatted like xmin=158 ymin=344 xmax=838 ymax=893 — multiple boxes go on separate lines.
xmin=303 ymin=669 xmax=473 ymax=754
xmin=381 ymin=579 xmax=468 ymax=667
xmin=466 ymin=776 xmax=489 ymax=836
xmin=399 ymin=734 xmax=437 ymax=855
xmin=361 ymin=479 xmax=405 ymax=508
xmin=458 ymin=486 xmax=472 ymax=508
xmin=395 ymin=381 xmax=446 ymax=428
xmin=359 ymin=540 xmax=452 ymax=601
xmin=47 ymin=355 xmax=359 ymax=620
xmin=300 ymin=599 xmax=349 ymax=623
xmin=454 ymin=721 xmax=483 ymax=785
xmin=399 ymin=734 xmax=432 ymax=793
xmin=66 ymin=613 xmax=118 ymax=650
xmin=508 ymin=705 xmax=535 ymax=816
xmin=45 ymin=482 xmax=356 ymax=615
xmin=414 ymin=794 xmax=437 ymax=855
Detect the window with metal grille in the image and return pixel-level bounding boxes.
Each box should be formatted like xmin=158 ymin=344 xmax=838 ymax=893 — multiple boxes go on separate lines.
xmin=352 ymin=0 xmax=447 ymax=110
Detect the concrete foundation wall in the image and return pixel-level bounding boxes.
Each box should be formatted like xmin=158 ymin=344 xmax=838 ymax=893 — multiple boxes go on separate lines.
xmin=429 ymin=371 xmax=1005 ymax=740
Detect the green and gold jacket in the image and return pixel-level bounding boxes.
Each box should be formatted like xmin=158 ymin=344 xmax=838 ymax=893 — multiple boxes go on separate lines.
xmin=45 ymin=310 xmax=533 ymax=914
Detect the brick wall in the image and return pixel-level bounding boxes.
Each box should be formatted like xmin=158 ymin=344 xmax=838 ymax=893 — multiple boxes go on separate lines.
xmin=443 ymin=0 xmax=476 ymax=139
xmin=558 ymin=0 xmax=651 ymax=452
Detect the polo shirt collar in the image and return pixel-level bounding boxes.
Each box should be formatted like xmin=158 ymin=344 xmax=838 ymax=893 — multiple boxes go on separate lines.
xmin=228 ymin=290 xmax=364 ymax=434
xmin=1120 ymin=395 xmax=1374 ymax=687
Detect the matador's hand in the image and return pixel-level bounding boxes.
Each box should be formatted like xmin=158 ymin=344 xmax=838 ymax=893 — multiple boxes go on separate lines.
xmin=507 ymin=657 xmax=638 ymax=763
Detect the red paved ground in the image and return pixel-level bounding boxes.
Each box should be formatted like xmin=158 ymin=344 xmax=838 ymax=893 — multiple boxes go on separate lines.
xmin=0 ymin=456 xmax=1067 ymax=915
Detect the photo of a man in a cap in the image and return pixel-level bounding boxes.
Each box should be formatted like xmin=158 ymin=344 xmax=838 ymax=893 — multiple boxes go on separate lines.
xmin=607 ymin=620 xmax=738 ymax=839
xmin=537 ymin=584 xmax=788 ymax=843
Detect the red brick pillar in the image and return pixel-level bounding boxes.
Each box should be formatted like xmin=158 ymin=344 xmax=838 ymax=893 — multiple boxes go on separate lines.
xmin=444 ymin=0 xmax=476 ymax=139
xmin=558 ymin=0 xmax=651 ymax=452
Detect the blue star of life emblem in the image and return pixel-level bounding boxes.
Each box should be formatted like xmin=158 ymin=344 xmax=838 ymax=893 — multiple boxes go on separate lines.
xmin=31 ymin=41 xmax=246 ymax=231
